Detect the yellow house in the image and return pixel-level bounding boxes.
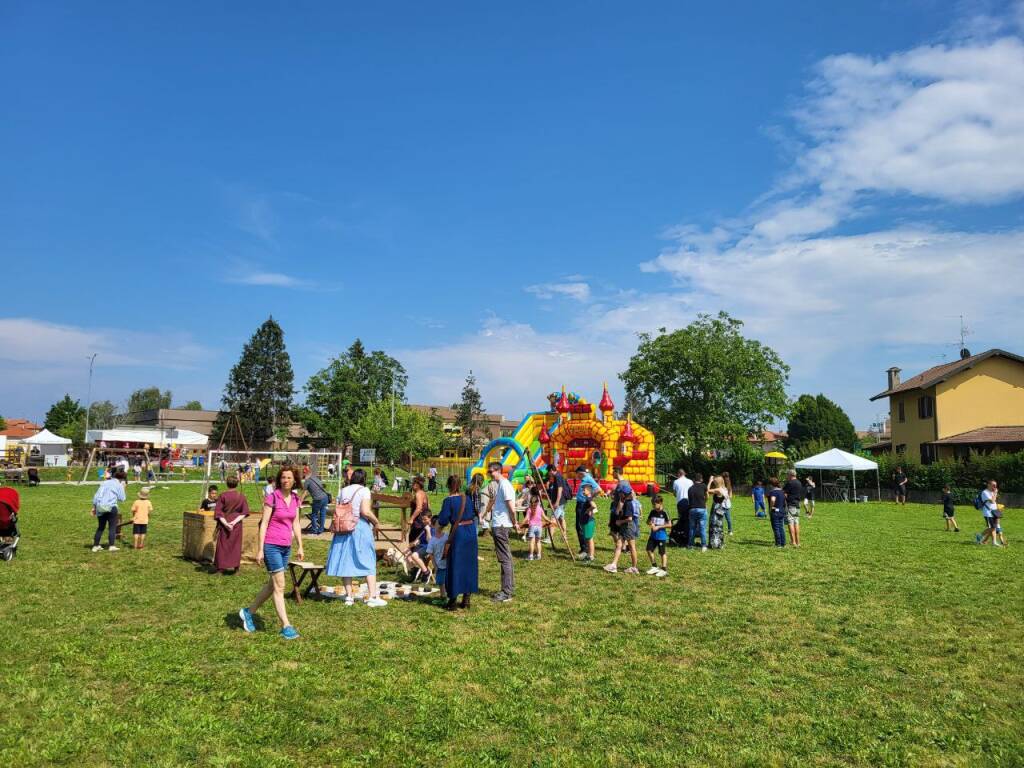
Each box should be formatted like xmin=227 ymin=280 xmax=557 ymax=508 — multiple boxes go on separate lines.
xmin=869 ymin=348 xmax=1024 ymax=464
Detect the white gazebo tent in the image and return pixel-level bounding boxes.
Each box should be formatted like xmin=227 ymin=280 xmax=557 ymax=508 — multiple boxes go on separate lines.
xmin=794 ymin=448 xmax=880 ymax=502
xmin=23 ymin=429 xmax=73 ymax=467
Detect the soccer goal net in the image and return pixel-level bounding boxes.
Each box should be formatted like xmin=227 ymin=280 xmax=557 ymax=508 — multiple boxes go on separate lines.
xmin=201 ymin=450 xmax=344 ymax=504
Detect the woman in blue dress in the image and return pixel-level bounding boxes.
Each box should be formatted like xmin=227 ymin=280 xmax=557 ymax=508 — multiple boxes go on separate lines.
xmin=325 ymin=469 xmax=387 ymax=608
xmin=439 ymin=475 xmax=478 ymax=611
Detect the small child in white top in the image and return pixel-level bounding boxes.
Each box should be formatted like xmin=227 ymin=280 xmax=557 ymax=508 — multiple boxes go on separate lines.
xmin=424 ymin=518 xmax=449 ymax=598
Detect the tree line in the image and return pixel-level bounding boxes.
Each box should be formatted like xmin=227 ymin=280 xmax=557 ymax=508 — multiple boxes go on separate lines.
xmin=35 ymin=311 xmax=872 ymax=471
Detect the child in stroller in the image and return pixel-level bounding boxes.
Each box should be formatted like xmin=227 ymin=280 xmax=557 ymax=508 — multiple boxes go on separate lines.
xmin=0 ymin=487 xmax=20 ymax=561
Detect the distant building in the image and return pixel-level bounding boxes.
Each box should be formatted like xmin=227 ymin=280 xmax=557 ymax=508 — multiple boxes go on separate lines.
xmin=125 ymin=408 xmax=221 ymax=437
xmin=869 ymin=348 xmax=1024 ymax=463
xmin=408 ymin=404 xmax=520 ymax=457
xmin=124 ymin=408 xmax=311 ymax=451
xmin=0 ymin=418 xmax=43 ymax=441
xmin=747 ymin=430 xmax=787 ymax=453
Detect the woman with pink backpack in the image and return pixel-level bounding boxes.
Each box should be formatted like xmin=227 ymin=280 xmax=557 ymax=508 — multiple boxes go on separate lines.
xmin=325 ymin=468 xmax=387 ymax=607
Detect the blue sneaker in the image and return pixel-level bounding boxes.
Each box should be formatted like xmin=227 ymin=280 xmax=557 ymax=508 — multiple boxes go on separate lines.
xmin=280 ymin=626 xmax=300 ymax=640
xmin=239 ymin=607 xmax=255 ymax=633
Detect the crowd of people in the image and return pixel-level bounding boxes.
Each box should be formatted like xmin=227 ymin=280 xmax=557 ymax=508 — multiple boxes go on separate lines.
xmin=74 ymin=454 xmax=1009 ymax=642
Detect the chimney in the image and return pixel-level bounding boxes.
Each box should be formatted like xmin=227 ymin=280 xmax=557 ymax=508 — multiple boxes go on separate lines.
xmin=886 ymin=367 xmax=901 ymax=391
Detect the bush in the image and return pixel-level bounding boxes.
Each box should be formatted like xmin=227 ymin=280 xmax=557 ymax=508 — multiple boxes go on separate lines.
xmin=871 ymin=451 xmax=1024 ymax=493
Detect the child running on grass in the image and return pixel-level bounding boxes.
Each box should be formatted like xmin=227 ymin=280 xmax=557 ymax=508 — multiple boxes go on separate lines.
xmin=645 ymin=495 xmax=670 ymax=576
xmin=131 ymin=487 xmax=153 ymax=549
xmin=522 ymin=489 xmax=551 ymax=561
xmin=942 ymin=485 xmax=960 ymax=532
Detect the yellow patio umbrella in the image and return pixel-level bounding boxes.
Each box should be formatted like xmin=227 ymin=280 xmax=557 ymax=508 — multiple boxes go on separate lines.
xmin=764 ymin=451 xmax=787 ymax=460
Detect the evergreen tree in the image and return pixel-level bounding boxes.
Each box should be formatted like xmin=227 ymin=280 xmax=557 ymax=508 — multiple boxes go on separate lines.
xmin=452 ymin=371 xmax=485 ymax=451
xmin=299 ymin=339 xmax=407 ymax=450
xmin=216 ymin=317 xmax=294 ymax=446
xmin=786 ymin=394 xmax=856 ymax=453
xmin=179 ymin=400 xmax=203 ymax=410
xmin=0 ymin=415 xmax=6 ymax=431
xmin=44 ymin=394 xmax=85 ymax=433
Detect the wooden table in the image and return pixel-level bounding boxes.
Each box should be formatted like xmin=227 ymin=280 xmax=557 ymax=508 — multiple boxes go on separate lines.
xmin=287 ymin=561 xmax=324 ymax=603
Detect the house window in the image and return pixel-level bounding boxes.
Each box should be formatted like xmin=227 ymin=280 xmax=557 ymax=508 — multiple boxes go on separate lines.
xmin=954 ymin=445 xmax=971 ymax=462
xmin=895 ymin=444 xmax=906 ymax=455
xmin=920 ymin=444 xmax=937 ymax=465
xmin=897 ymin=402 xmax=905 ymax=423
xmin=917 ymin=396 xmax=934 ymax=419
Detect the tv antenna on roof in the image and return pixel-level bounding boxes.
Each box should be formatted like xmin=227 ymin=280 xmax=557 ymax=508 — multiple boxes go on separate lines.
xmin=940 ymin=315 xmax=973 ymax=361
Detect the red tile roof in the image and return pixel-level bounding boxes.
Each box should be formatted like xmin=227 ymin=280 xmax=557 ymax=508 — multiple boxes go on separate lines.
xmin=932 ymin=426 xmax=1024 ymax=445
xmin=748 ymin=430 xmax=787 ymax=443
xmin=0 ymin=419 xmax=42 ymax=439
xmin=870 ymin=349 xmax=1024 ymax=401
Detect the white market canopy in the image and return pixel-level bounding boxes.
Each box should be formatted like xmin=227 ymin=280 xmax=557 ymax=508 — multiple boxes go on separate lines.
xmin=23 ymin=428 xmax=72 ymax=445
xmin=794 ymin=448 xmax=879 ymax=501
xmin=86 ymin=426 xmax=209 ymax=449
xmin=794 ymin=448 xmax=877 ymax=471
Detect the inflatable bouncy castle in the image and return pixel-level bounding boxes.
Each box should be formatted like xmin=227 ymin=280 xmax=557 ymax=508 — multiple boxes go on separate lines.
xmin=466 ymin=384 xmax=659 ymax=493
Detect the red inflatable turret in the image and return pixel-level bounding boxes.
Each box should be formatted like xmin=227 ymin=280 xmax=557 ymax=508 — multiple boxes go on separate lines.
xmin=599 ymin=382 xmax=615 ymax=413
xmin=539 ymin=425 xmax=550 ymax=444
xmin=556 ymin=386 xmax=570 ymax=414
xmin=620 ymin=414 xmax=636 ymax=442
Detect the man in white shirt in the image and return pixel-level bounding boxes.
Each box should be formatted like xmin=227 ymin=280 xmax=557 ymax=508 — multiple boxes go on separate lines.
xmin=672 ymin=468 xmax=693 ymax=535
xmin=485 ymin=461 xmax=518 ymax=602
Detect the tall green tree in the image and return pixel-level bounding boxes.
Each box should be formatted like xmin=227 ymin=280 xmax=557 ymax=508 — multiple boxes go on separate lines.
xmin=0 ymin=415 xmax=6 ymax=431
xmin=786 ymin=394 xmax=856 ymax=452
xmin=216 ymin=317 xmax=294 ymax=446
xmin=299 ymin=339 xmax=407 ymax=449
xmin=87 ymin=400 xmax=120 ymax=429
xmin=179 ymin=400 xmax=203 ymax=410
xmin=351 ymin=401 xmax=445 ymax=463
xmin=452 ymin=371 xmax=485 ymax=450
xmin=44 ymin=394 xmax=85 ymax=433
xmin=620 ymin=312 xmax=790 ymax=458
xmin=127 ymin=387 xmax=172 ymax=414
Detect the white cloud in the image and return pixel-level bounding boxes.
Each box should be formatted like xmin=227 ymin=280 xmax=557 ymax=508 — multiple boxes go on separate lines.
xmin=228 ymin=271 xmax=306 ymax=288
xmin=524 ymin=281 xmax=591 ymax=301
xmin=397 ymin=318 xmax=623 ymax=417
xmin=222 ymin=264 xmax=337 ymax=291
xmin=395 ymin=8 xmax=1024 ymax=428
xmin=0 ymin=318 xmax=208 ymax=369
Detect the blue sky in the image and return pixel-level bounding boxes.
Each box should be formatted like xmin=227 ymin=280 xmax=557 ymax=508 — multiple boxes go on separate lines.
xmin=3 ymin=1 xmax=1024 ymax=430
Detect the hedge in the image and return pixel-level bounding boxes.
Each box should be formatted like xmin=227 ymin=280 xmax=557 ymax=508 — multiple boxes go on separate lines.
xmin=871 ymin=451 xmax=1024 ymax=494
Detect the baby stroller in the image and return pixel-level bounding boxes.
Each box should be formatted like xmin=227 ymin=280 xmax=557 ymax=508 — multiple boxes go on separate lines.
xmin=708 ymin=505 xmax=726 ymax=550
xmin=0 ymin=487 xmax=21 ymax=561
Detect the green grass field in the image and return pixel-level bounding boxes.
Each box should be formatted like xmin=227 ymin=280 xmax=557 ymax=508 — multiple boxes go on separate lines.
xmin=2 ymin=483 xmax=1021 ymax=767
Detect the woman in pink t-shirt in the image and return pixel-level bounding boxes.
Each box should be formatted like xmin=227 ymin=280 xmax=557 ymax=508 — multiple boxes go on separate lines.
xmin=239 ymin=466 xmax=305 ymax=640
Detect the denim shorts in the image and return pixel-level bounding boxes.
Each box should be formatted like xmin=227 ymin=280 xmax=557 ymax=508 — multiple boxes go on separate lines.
xmin=551 ymin=505 xmax=565 ymax=520
xmin=132 ymin=524 xmax=148 ymax=535
xmin=527 ymin=524 xmax=543 ymax=539
xmin=263 ymin=543 xmax=291 ymax=574
xmin=436 ymin=567 xmax=447 ymax=585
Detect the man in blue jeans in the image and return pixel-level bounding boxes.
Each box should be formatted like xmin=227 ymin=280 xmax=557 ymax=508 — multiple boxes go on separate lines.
xmin=687 ymin=473 xmax=708 ymax=551
xmin=302 ymin=470 xmax=330 ymax=535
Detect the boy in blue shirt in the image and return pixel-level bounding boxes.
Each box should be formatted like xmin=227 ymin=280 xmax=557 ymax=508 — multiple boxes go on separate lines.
xmin=645 ymin=495 xmax=670 ymax=576
xmin=751 ymin=480 xmax=766 ymax=518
